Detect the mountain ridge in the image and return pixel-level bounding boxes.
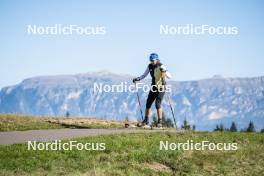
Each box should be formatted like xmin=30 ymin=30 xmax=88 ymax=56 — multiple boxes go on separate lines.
xmin=2 ymin=70 xmax=264 ymax=90
xmin=0 ymin=71 xmax=264 ymax=131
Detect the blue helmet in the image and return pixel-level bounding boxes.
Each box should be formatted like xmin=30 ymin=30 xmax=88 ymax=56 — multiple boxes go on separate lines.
xmin=149 ymin=53 xmax=159 ymax=61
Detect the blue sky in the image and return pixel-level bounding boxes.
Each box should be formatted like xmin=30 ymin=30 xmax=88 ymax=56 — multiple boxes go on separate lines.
xmin=0 ymin=0 xmax=264 ymax=88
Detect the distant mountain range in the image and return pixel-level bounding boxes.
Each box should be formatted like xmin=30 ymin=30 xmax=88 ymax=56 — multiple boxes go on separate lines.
xmin=0 ymin=71 xmax=264 ymax=131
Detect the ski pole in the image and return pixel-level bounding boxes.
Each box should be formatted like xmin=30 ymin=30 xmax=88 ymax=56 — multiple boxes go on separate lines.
xmin=167 ymin=94 xmax=177 ymax=129
xmin=134 ymin=82 xmax=144 ymax=121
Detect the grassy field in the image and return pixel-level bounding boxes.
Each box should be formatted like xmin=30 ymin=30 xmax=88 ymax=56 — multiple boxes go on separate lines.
xmin=0 ymin=114 xmax=124 ymax=131
xmin=0 ymin=132 xmax=263 ymax=175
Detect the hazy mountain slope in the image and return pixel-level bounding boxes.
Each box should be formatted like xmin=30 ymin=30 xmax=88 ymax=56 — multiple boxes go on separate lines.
xmin=0 ymin=71 xmax=263 ymax=130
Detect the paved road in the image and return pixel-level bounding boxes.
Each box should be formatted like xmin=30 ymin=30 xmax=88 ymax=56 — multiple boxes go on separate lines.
xmin=0 ymin=128 xmax=158 ymax=145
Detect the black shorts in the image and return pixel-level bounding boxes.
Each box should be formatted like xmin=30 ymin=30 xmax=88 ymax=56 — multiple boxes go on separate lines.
xmin=146 ymin=87 xmax=165 ymax=109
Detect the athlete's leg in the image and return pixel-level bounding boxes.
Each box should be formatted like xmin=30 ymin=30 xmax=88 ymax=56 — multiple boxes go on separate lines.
xmin=155 ymin=90 xmax=165 ymax=126
xmin=145 ymin=108 xmax=151 ymax=119
xmin=143 ymin=90 xmax=157 ymax=124
xmin=157 ymin=108 xmax=162 ymax=121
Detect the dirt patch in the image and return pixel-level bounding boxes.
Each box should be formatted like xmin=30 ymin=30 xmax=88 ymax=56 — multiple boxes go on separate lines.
xmin=144 ymin=162 xmax=171 ymax=172
xmin=45 ymin=118 xmax=124 ymax=128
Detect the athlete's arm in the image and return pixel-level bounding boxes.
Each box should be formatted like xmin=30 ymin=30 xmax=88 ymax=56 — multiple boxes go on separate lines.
xmin=160 ymin=65 xmax=172 ymax=79
xmin=133 ymin=66 xmax=149 ymax=83
xmin=138 ymin=66 xmax=149 ymax=80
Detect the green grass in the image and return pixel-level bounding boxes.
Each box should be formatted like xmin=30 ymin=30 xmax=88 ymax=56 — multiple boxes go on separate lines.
xmin=0 ymin=132 xmax=264 ymax=175
xmin=0 ymin=114 xmax=123 ymax=131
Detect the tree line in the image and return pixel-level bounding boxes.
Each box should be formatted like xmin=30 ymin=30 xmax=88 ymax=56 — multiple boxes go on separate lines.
xmin=214 ymin=121 xmax=260 ymax=132
xmin=155 ymin=114 xmax=263 ymax=133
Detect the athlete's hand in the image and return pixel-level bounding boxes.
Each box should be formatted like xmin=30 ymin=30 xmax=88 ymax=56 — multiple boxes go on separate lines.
xmin=161 ymin=72 xmax=166 ymax=78
xmin=132 ymin=77 xmax=140 ymax=83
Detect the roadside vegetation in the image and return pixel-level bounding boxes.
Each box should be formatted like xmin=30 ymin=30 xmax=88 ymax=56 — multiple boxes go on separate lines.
xmin=0 ymin=132 xmax=264 ymax=175
xmin=0 ymin=114 xmax=123 ymax=131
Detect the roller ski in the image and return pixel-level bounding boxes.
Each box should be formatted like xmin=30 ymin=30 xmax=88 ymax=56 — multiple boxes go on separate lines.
xmin=136 ymin=118 xmax=151 ymax=129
